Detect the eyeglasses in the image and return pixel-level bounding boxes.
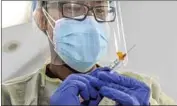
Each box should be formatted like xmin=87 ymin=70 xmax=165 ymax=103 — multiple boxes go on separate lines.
xmin=43 ymin=2 xmax=116 ymax=22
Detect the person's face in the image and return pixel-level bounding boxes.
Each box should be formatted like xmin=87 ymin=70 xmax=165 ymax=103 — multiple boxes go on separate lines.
xmin=43 ymin=0 xmax=109 ymax=40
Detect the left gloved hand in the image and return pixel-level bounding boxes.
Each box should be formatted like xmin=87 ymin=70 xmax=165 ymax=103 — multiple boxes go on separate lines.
xmin=50 ymin=74 xmax=102 ymax=106
xmin=89 ymin=67 xmax=150 ymax=105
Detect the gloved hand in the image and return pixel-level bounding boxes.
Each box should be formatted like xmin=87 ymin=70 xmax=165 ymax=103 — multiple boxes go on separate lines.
xmin=50 ymin=74 xmax=102 ymax=106
xmin=89 ymin=67 xmax=150 ymax=105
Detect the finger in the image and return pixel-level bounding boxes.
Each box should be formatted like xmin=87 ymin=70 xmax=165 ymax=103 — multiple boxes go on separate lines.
xmin=99 ymin=86 xmax=140 ymax=105
xmin=97 ymin=71 xmax=142 ymax=88
xmin=107 ymin=83 xmax=129 ymax=93
xmin=67 ymin=80 xmax=90 ymax=101
xmin=67 ymin=74 xmax=98 ymax=99
xmin=89 ymin=67 xmax=111 ymax=77
xmin=52 ymin=80 xmax=89 ymax=105
xmin=88 ymin=94 xmax=103 ymax=106
xmin=105 ymin=82 xmax=150 ymax=105
xmin=82 ymin=74 xmax=106 ymax=89
xmin=50 ymin=88 xmax=81 ymax=105
xmin=99 ymin=67 xmax=111 ymax=72
xmin=81 ymin=94 xmax=102 ymax=106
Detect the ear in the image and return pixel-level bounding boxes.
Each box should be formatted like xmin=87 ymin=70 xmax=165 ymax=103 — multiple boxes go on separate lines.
xmin=33 ymin=8 xmax=47 ymax=31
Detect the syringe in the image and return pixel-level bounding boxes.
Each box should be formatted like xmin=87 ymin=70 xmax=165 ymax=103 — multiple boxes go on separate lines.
xmin=108 ymin=44 xmax=136 ymax=70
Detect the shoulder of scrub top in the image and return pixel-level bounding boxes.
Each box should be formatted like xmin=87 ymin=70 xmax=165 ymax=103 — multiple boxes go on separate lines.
xmin=2 ymin=66 xmax=46 ymax=86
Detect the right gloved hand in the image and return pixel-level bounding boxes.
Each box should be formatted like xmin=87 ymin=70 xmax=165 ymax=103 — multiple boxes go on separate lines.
xmin=50 ymin=74 xmax=102 ymax=106
xmin=88 ymin=67 xmax=150 ymax=105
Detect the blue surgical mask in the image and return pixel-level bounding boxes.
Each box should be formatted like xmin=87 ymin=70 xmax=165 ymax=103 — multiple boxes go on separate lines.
xmin=48 ymin=16 xmax=109 ymax=73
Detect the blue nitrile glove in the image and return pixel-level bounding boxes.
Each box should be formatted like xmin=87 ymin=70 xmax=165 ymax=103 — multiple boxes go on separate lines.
xmin=89 ymin=67 xmax=150 ymax=105
xmin=50 ymin=74 xmax=101 ymax=106
xmin=89 ymin=67 xmax=111 ymax=76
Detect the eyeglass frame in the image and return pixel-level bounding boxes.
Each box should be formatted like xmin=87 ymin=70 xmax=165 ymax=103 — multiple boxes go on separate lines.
xmin=42 ymin=1 xmax=116 ymax=23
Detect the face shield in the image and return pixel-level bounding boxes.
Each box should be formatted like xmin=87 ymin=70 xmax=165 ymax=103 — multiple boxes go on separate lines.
xmin=40 ymin=0 xmax=128 ymax=72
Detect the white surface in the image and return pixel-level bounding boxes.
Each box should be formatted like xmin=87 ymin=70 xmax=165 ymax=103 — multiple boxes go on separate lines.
xmin=2 ymin=23 xmax=50 ymax=81
xmin=2 ymin=1 xmax=177 ymax=102
xmin=2 ymin=1 xmax=32 ymax=28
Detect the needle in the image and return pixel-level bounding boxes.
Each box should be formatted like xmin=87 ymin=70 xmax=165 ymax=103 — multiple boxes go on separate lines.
xmin=109 ymin=44 xmax=136 ymax=70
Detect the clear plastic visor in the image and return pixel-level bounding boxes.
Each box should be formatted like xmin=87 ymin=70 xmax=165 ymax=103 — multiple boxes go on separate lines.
xmin=41 ymin=0 xmax=128 ymax=70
